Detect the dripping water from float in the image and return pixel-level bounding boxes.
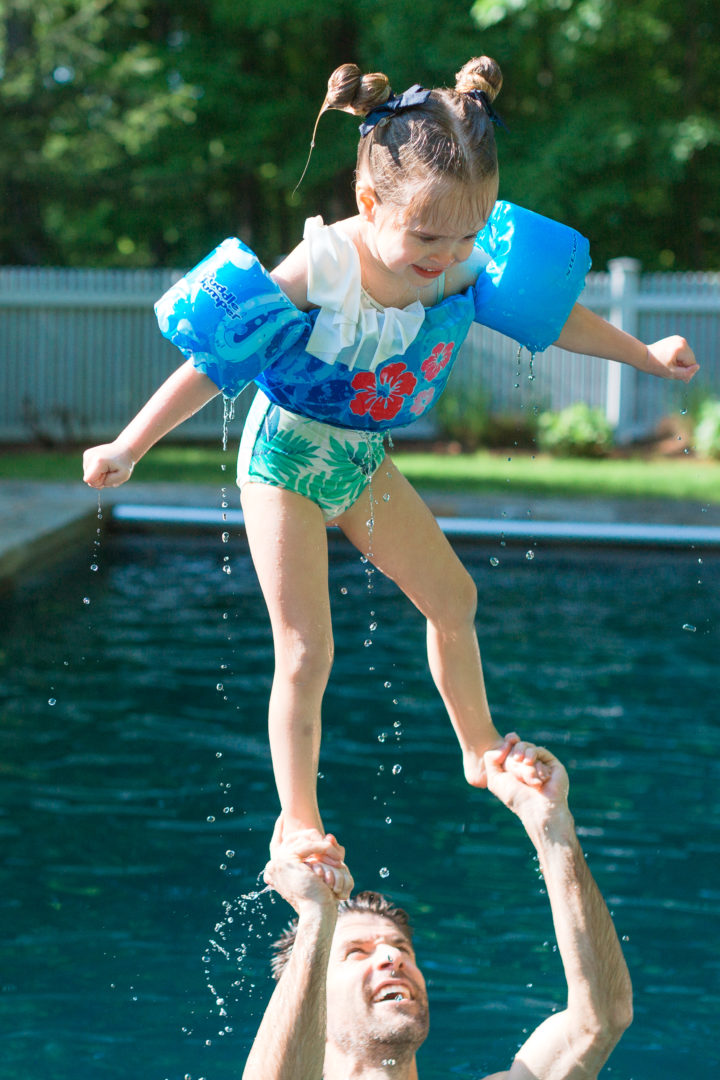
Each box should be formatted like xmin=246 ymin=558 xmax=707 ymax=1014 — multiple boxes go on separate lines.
xmin=358 ymin=432 xmax=406 ymax=882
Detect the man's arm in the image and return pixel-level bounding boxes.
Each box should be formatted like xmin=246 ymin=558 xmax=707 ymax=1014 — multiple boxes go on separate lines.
xmin=483 ymin=745 xmax=633 ymax=1080
xmin=242 ymin=827 xmax=352 ymax=1080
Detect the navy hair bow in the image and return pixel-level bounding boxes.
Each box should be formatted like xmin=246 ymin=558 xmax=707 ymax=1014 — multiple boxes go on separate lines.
xmin=465 ymin=88 xmax=508 ymax=131
xmin=358 ymin=84 xmax=432 ymax=136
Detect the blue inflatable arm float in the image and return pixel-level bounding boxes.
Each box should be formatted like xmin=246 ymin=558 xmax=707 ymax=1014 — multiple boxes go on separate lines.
xmin=473 ymin=201 xmax=591 ymax=352
xmin=155 ymin=238 xmax=311 ymax=399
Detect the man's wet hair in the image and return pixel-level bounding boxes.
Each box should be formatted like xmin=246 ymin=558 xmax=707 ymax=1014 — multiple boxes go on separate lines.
xmin=270 ymin=890 xmax=414 ymax=980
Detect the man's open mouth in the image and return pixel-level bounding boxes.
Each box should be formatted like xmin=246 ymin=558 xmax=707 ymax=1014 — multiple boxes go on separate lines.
xmin=372 ymin=982 xmax=413 ymax=1003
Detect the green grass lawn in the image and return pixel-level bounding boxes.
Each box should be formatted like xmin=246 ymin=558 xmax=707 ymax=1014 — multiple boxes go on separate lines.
xmin=1 ymin=444 xmax=718 ymax=503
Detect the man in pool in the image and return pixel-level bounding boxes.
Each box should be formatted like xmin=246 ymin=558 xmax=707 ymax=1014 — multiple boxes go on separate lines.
xmin=242 ymin=741 xmax=633 ymax=1079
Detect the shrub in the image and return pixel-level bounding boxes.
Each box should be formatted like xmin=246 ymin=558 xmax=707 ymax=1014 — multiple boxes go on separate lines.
xmin=537 ymin=402 xmax=614 ymax=457
xmin=694 ymin=399 xmax=720 ymax=459
xmin=435 ymin=384 xmax=491 ymax=450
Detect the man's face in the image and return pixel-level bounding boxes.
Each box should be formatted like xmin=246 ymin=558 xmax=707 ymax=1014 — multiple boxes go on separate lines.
xmin=325 ymin=913 xmax=429 ymax=1059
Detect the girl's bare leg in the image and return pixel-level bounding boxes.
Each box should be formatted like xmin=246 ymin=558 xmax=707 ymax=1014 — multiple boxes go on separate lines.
xmin=241 ymin=483 xmax=334 ymax=835
xmin=336 ymin=457 xmax=502 ymax=786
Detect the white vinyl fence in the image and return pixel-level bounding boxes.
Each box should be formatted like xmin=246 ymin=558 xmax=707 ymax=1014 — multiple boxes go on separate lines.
xmin=1 ymin=258 xmax=718 ymax=445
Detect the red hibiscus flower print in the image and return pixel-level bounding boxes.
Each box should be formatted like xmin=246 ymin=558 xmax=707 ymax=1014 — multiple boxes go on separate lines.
xmin=410 ymin=387 xmax=435 ymax=416
xmin=421 ymin=341 xmax=455 ymax=380
xmin=349 ymin=361 xmax=417 ymax=422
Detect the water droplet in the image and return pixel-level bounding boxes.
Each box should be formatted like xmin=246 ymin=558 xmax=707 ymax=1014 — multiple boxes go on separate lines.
xmin=48 ymin=698 xmax=56 ymax=706
xmin=378 ymin=733 xmax=387 ymax=742
xmin=340 ymin=586 xmax=348 ymax=595
xmin=384 ymin=681 xmax=392 ymax=688
xmin=225 ymin=850 xmax=235 ymax=858
xmin=90 ymin=563 xmax=98 ymax=572
xmin=385 ymin=816 xmax=392 ymax=824
xmin=207 ymin=816 xmax=215 ymax=823
xmin=382 ymin=1060 xmax=396 ymax=1067
xmin=682 ymin=623 xmax=696 ymax=632
xmin=223 ymin=806 xmax=234 ymax=814
xmin=221 ymin=531 xmax=230 ymax=543
xmin=222 ymin=565 xmax=232 ymax=574
xmin=216 ymin=751 xmax=223 ymax=758
xmin=621 ymin=935 xmax=630 ymax=942
xmin=392 ymin=764 xmax=402 ymax=775
xmin=82 ymin=596 xmax=90 ymax=605
xmin=364 ymin=639 xmax=372 ymax=647
xmin=382 ymin=493 xmax=390 ymax=502
xmin=216 ymin=683 xmax=224 ymax=691
xmin=525 ymin=550 xmax=535 ymax=560
xmin=490 ymin=556 xmax=499 ymax=567
xmin=379 ymin=867 xmax=390 ymax=878
xmin=369 ymin=621 xmax=378 ymax=632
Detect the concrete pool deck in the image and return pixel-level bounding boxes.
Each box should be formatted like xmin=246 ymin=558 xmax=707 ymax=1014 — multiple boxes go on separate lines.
xmin=2 ymin=478 xmax=720 ymax=587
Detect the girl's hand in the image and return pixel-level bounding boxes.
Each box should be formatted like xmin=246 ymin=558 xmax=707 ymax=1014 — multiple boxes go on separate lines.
xmin=647 ymin=336 xmax=699 ymax=382
xmin=83 ymin=442 xmax=135 ymax=489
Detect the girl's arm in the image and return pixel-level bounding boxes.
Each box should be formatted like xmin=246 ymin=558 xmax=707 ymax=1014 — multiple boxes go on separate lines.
xmin=83 ymin=359 xmax=219 ymax=488
xmin=554 ymin=303 xmax=699 ymax=382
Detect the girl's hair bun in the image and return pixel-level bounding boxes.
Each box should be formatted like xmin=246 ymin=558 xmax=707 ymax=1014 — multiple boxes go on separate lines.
xmin=324 ymin=62 xmax=392 ymax=117
xmin=454 ymin=56 xmax=503 ymax=102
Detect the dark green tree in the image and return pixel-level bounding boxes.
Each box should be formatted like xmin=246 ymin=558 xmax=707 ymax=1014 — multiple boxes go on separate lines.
xmin=469 ymin=0 xmax=720 ymax=269
xmin=2 ymin=0 xmax=717 ymax=268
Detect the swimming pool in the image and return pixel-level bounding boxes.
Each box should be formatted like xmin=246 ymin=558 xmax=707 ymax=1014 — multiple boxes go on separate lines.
xmin=1 ymin=525 xmax=718 ymax=1079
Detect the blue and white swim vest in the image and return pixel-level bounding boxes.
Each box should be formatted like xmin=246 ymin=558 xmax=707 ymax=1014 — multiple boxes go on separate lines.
xmin=155 ymin=201 xmax=591 ymax=432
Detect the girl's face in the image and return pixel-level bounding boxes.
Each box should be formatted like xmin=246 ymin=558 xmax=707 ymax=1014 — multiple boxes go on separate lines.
xmin=358 ymin=180 xmax=494 ymax=286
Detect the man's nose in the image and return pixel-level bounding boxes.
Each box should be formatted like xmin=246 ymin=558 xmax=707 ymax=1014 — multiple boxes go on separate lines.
xmin=378 ymin=947 xmax=404 ymax=969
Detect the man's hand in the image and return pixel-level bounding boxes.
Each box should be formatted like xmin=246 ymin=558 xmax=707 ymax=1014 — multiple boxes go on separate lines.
xmin=484 ymin=742 xmax=571 ymax=835
xmin=264 ymin=817 xmax=354 ymax=911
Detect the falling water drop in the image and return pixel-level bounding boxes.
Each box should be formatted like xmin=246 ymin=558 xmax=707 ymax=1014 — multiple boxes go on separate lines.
xmin=392 ymin=764 xmax=402 ymax=775
xmin=379 ymin=867 xmax=390 ymax=878
xmin=490 ymin=556 xmax=499 ymax=567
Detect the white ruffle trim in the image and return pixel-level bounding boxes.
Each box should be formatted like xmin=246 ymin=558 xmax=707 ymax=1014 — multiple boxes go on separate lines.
xmin=304 ymin=216 xmax=426 ymax=372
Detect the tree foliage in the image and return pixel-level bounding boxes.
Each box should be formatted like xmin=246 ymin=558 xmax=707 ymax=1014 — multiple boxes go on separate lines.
xmin=2 ymin=0 xmax=718 ymax=269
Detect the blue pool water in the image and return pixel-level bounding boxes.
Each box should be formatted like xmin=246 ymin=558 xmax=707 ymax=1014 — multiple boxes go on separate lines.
xmin=1 ymin=522 xmax=719 ymax=1079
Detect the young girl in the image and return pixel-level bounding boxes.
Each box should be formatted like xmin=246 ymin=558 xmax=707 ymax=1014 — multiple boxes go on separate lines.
xmin=84 ymin=57 xmax=698 ymax=880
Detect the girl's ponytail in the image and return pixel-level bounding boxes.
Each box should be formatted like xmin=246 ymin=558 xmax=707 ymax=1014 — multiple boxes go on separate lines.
xmin=454 ymin=56 xmax=503 ymax=102
xmin=323 ymin=63 xmax=392 ymax=117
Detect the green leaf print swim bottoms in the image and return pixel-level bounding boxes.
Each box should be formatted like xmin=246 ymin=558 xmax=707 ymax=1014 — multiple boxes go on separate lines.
xmin=237 ymin=390 xmax=387 ymax=521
